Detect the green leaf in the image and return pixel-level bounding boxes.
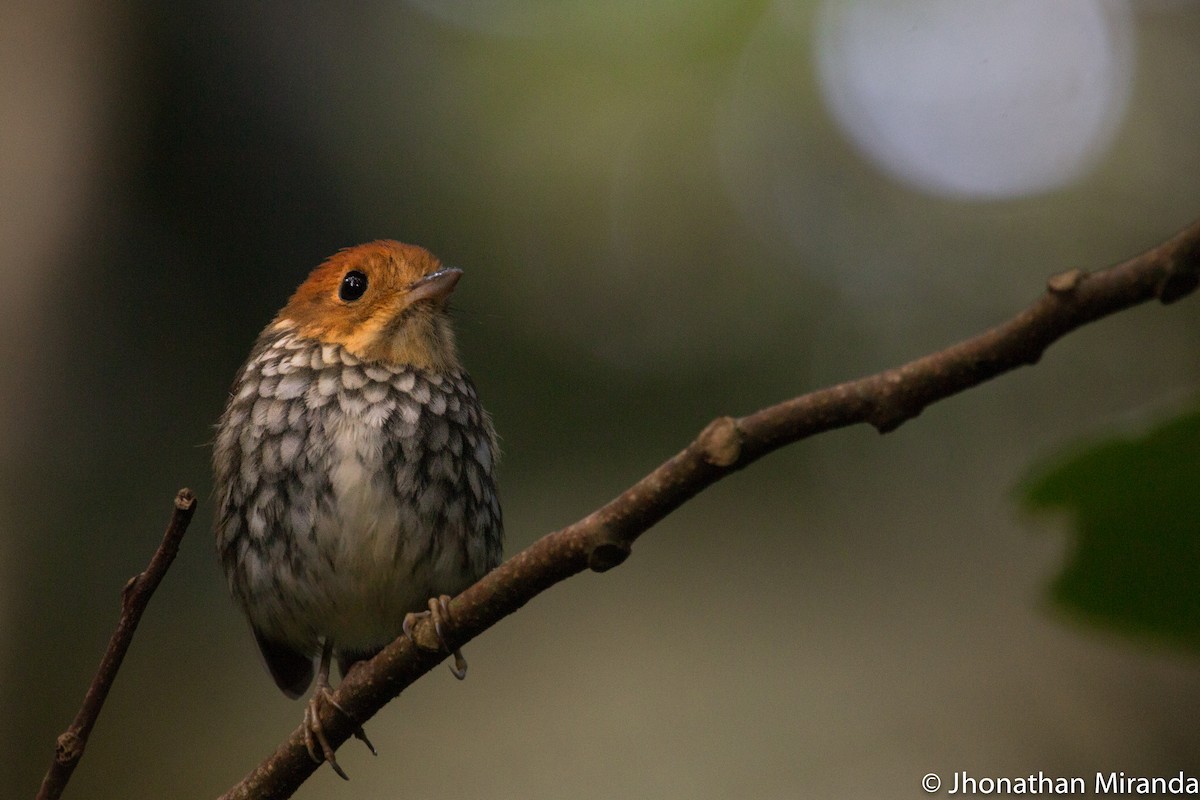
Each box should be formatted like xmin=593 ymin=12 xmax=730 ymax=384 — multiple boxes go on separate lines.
xmin=1020 ymin=406 xmax=1200 ymax=651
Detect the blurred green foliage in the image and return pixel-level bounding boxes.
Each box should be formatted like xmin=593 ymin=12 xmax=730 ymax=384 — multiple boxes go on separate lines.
xmin=1022 ymin=406 xmax=1200 ymax=650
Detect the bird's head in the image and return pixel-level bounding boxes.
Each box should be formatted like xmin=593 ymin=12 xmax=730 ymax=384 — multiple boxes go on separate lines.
xmin=274 ymin=241 xmax=464 ymax=373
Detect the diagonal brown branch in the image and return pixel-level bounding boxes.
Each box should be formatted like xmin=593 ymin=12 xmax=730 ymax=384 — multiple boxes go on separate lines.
xmin=212 ymin=218 xmax=1200 ymax=800
xmin=36 ymin=488 xmax=197 ymax=800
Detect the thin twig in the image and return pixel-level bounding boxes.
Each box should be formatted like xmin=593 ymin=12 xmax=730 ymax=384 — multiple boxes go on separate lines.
xmin=216 ymin=218 xmax=1200 ymax=800
xmin=36 ymin=488 xmax=197 ymax=800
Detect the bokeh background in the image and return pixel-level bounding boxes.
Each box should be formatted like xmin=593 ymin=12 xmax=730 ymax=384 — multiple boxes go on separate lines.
xmin=5 ymin=1 xmax=1200 ymax=797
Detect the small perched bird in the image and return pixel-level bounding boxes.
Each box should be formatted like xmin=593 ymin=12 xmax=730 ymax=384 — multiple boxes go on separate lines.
xmin=213 ymin=241 xmax=502 ymax=777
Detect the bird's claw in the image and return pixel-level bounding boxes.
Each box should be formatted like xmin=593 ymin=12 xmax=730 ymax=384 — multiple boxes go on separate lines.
xmin=303 ymin=682 xmax=375 ymax=780
xmin=403 ymin=594 xmax=469 ymax=679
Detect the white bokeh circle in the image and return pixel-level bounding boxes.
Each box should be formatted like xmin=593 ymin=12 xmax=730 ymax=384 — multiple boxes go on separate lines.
xmin=814 ymin=0 xmax=1134 ymax=199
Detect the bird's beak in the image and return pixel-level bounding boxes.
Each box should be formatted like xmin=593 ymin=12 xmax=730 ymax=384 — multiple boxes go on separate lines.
xmin=407 ymin=267 xmax=463 ymax=306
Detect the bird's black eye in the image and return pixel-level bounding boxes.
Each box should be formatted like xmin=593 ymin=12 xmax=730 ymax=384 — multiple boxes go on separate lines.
xmin=339 ymin=270 xmax=368 ymax=302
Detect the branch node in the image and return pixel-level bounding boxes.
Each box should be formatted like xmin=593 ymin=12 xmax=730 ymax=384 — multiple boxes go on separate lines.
xmin=1047 ymin=268 xmax=1085 ymax=294
xmin=588 ymin=541 xmax=631 ymax=573
xmin=1158 ymin=265 xmax=1200 ymax=304
xmin=865 ymin=373 xmax=916 ymax=433
xmin=697 ymin=416 xmax=742 ymax=467
xmin=174 ymin=487 xmax=197 ymax=511
xmin=869 ymin=411 xmax=912 ymax=434
xmin=54 ymin=732 xmax=82 ymax=765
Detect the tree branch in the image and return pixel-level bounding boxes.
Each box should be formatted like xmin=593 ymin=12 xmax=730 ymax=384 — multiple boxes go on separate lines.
xmin=36 ymin=488 xmax=197 ymax=800
xmin=214 ymin=217 xmax=1200 ymax=799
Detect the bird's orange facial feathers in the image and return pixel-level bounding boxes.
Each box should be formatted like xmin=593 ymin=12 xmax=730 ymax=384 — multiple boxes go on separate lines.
xmin=273 ymin=240 xmax=463 ymax=373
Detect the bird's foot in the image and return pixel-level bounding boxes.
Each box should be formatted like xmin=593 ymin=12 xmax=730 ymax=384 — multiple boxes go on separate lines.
xmin=303 ymin=680 xmax=375 ymax=780
xmin=403 ymin=594 xmax=469 ymax=679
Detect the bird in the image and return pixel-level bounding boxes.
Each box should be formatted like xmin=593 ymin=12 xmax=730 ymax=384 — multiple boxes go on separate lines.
xmin=212 ymin=241 xmax=503 ymax=778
